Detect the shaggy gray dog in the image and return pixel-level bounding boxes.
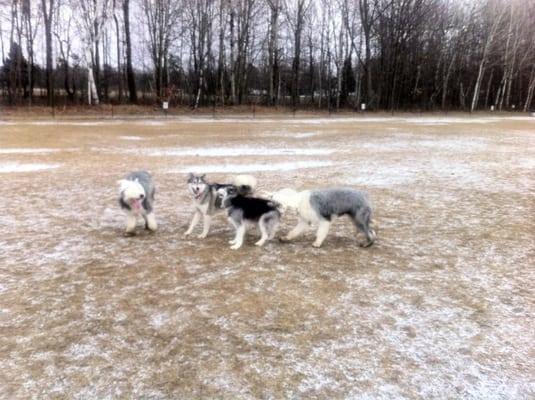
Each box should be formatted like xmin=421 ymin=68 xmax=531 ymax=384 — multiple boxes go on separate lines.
xmin=118 ymin=171 xmax=157 ymax=235
xmin=273 ymin=187 xmax=376 ymax=248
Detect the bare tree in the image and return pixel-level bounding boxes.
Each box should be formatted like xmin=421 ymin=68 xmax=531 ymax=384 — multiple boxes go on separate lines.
xmin=470 ymin=0 xmax=506 ymax=112
xmin=41 ymin=0 xmax=55 ymax=106
xmin=122 ymin=0 xmax=137 ymax=103
xmin=54 ymin=0 xmax=76 ymax=100
xmin=1 ymin=0 xmax=534 ymax=110
xmin=186 ymin=0 xmax=214 ymax=109
xmin=77 ymin=0 xmax=111 ymax=105
xmin=285 ymin=0 xmax=312 ymax=109
xmin=267 ymin=0 xmax=281 ymax=105
xmin=143 ymin=0 xmax=180 ymax=100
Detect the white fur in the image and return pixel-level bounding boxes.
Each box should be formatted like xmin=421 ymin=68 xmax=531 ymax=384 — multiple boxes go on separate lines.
xmin=271 ymin=188 xmax=301 ymax=211
xmin=233 ymin=175 xmax=257 ymax=191
xmin=313 ymin=220 xmax=331 ymax=247
xmin=230 ymin=224 xmax=247 ymax=250
xmin=118 ymin=179 xmax=153 ymax=234
xmin=185 ymin=211 xmax=201 ymax=236
xmin=118 ymin=179 xmax=145 ymax=211
xmin=145 ymin=213 xmax=158 ymax=231
xmin=125 ymin=214 xmax=137 ymax=234
xmin=275 ymin=189 xmax=327 ymax=246
xmin=184 ymin=202 xmax=211 ymax=238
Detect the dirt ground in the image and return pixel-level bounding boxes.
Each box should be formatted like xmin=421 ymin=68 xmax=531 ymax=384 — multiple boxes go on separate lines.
xmin=0 ymin=115 xmax=533 ymax=399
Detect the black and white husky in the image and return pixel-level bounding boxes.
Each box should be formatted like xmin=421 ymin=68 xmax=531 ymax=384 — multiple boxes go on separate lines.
xmin=217 ymin=185 xmax=280 ymax=250
xmin=185 ymin=173 xmax=257 ymax=238
xmin=118 ymin=171 xmax=157 ymax=235
xmin=273 ymin=188 xmax=376 ymax=248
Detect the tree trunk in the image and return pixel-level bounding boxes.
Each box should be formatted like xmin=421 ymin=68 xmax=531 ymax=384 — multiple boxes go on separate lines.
xmin=41 ymin=0 xmax=55 ymax=107
xmin=229 ymin=9 xmax=236 ymax=104
xmin=267 ymin=0 xmax=279 ymax=106
xmin=524 ymin=66 xmax=535 ymax=112
xmin=114 ymin=1 xmax=122 ymax=102
xmin=123 ymin=0 xmax=137 ymax=103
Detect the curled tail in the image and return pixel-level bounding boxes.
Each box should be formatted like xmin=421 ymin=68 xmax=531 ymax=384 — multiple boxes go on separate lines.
xmin=233 ymin=175 xmax=257 ymax=196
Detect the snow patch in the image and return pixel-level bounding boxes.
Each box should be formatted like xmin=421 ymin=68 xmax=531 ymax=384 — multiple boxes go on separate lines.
xmin=176 ymin=160 xmax=334 ymax=173
xmin=137 ymin=146 xmax=338 ymax=157
xmin=118 ymin=136 xmax=145 ymax=141
xmin=0 ymin=148 xmax=64 ymax=154
xmin=0 ymin=163 xmax=61 ymax=173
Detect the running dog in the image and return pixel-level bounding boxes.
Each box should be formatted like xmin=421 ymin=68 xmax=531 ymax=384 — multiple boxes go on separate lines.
xmin=217 ymin=185 xmax=280 ymax=250
xmin=185 ymin=173 xmax=257 ymax=238
xmin=118 ymin=171 xmax=157 ymax=235
xmin=273 ymin=187 xmax=376 ymax=248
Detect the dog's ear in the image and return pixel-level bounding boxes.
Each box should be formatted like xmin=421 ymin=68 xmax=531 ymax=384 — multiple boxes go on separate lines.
xmin=187 ymin=172 xmax=194 ymax=182
xmin=200 ymin=174 xmax=206 ymax=180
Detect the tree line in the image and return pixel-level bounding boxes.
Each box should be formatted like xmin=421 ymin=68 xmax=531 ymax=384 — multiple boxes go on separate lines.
xmin=0 ymin=0 xmax=534 ymax=111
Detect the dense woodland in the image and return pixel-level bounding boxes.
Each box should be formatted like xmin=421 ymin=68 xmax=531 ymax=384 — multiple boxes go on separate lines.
xmin=0 ymin=0 xmax=534 ymax=111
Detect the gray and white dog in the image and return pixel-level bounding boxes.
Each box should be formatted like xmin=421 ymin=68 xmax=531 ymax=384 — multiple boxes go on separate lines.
xmin=217 ymin=185 xmax=280 ymax=249
xmin=185 ymin=173 xmax=257 ymax=238
xmin=118 ymin=171 xmax=157 ymax=235
xmin=273 ymin=187 xmax=376 ymax=248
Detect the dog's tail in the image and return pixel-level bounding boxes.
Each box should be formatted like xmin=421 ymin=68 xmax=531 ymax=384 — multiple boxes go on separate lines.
xmin=233 ymin=175 xmax=257 ymax=196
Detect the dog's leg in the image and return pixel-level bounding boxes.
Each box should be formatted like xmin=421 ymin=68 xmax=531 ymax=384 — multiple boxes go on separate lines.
xmin=145 ymin=213 xmax=158 ymax=231
xmin=125 ymin=213 xmax=137 ymax=235
xmin=313 ymin=220 xmax=331 ymax=247
xmin=283 ymin=217 xmax=308 ymax=241
xmin=255 ymin=217 xmax=269 ymax=247
xmin=354 ymin=208 xmax=376 ymax=247
xmin=230 ymin=225 xmax=246 ymax=250
xmin=184 ymin=211 xmax=201 ymax=236
xmin=355 ymin=222 xmax=376 ymax=247
xmin=228 ymin=218 xmax=239 ymax=245
xmin=198 ymin=215 xmax=211 ymax=239
xmin=268 ymin=216 xmax=280 ymax=240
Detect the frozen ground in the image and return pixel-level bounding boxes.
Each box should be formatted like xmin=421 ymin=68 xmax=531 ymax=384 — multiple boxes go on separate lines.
xmin=0 ymin=115 xmax=534 ymax=399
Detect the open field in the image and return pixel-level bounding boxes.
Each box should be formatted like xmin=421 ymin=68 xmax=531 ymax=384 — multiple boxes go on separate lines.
xmin=0 ymin=115 xmax=534 ymax=399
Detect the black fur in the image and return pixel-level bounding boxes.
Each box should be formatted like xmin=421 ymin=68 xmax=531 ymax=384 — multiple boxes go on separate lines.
xmin=226 ymin=195 xmax=280 ymax=221
xmin=119 ymin=196 xmax=131 ymax=211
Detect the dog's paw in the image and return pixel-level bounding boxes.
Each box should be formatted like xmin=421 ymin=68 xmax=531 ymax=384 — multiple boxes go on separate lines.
xmin=312 ymin=242 xmax=322 ymax=248
xmin=183 ymin=231 xmax=192 ymax=238
xmin=197 ymin=233 xmax=207 ymax=239
xmin=229 ymin=239 xmax=236 ymax=245
xmin=230 ymin=243 xmax=242 ymax=250
xmin=280 ymin=236 xmax=291 ymax=242
xmin=254 ymin=241 xmax=265 ymax=247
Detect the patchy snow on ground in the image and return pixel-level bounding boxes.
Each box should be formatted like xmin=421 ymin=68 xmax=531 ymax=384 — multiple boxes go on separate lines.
xmin=0 ymin=148 xmax=65 ymax=154
xmin=0 ymin=116 xmax=533 ymax=399
xmin=118 ymin=135 xmax=146 ymax=141
xmin=136 ymin=146 xmax=339 ymax=157
xmin=0 ymin=162 xmax=62 ymax=173
xmin=177 ymin=160 xmax=335 ymax=173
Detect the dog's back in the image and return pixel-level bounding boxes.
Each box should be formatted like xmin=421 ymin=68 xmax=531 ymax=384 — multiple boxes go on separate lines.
xmin=228 ymin=195 xmax=280 ymax=222
xmin=309 ymin=188 xmax=370 ymax=220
